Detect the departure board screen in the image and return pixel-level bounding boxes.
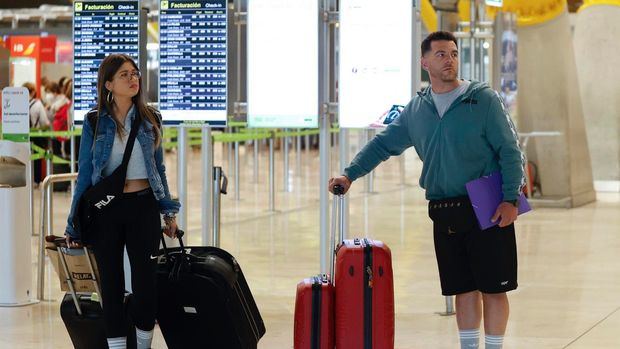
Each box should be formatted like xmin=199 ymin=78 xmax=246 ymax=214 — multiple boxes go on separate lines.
xmin=159 ymin=0 xmax=227 ymax=126
xmin=247 ymin=0 xmax=318 ymax=128
xmin=73 ymin=0 xmax=140 ymax=124
xmin=339 ymin=0 xmax=412 ymax=128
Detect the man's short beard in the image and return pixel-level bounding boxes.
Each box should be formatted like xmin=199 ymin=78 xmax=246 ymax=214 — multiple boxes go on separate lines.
xmin=440 ymin=70 xmax=458 ymax=82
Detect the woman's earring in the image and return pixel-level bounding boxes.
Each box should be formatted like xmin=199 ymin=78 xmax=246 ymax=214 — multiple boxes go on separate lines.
xmin=106 ymin=91 xmax=114 ymax=104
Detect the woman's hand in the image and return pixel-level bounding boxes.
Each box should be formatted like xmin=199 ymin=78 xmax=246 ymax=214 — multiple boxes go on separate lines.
xmin=163 ymin=217 xmax=178 ymax=238
xmin=65 ymin=234 xmax=81 ymax=248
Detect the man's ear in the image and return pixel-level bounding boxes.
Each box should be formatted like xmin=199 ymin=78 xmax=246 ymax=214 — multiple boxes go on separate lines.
xmin=421 ymin=57 xmax=429 ymax=72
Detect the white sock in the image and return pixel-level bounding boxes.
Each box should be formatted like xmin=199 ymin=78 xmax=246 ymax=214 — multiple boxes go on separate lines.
xmin=485 ymin=334 xmax=504 ymax=349
xmin=107 ymin=336 xmax=127 ymax=349
xmin=459 ymin=328 xmax=480 ymax=349
xmin=136 ymin=327 xmax=154 ymax=349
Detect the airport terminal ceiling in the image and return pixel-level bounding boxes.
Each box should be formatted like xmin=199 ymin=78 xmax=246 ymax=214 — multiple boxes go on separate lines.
xmin=0 ymin=0 xmax=588 ymax=11
xmin=1 ymin=0 xmax=191 ymax=10
xmin=0 ymin=0 xmax=71 ymax=9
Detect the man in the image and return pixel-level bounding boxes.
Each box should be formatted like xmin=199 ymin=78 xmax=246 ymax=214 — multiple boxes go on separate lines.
xmin=329 ymin=31 xmax=525 ymax=349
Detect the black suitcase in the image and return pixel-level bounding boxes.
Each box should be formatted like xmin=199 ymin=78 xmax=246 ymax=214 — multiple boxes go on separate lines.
xmin=51 ymin=237 xmax=135 ymax=349
xmin=155 ymin=231 xmax=266 ymax=349
xmin=60 ymin=293 xmax=136 ymax=349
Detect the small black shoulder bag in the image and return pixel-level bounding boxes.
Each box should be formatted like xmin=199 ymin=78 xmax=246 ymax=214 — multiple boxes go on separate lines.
xmin=73 ymin=115 xmax=141 ymax=244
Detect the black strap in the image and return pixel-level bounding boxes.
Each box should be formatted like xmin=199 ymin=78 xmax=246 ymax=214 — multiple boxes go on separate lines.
xmin=118 ymin=115 xmax=141 ymax=173
xmin=29 ymin=99 xmax=39 ymax=128
xmin=159 ymin=230 xmax=186 ymax=282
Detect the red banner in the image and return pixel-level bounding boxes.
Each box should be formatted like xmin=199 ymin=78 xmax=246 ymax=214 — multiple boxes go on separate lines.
xmin=40 ymin=36 xmax=57 ymax=63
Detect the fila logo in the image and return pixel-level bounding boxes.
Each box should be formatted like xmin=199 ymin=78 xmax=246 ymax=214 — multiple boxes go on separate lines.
xmin=95 ymin=195 xmax=115 ymax=209
xmin=501 ymin=281 xmax=509 ymax=286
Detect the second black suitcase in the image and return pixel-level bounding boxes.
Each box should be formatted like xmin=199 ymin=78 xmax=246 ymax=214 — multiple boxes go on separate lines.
xmin=60 ymin=293 xmax=136 ymax=349
xmin=52 ymin=237 xmax=135 ymax=349
xmin=155 ymin=231 xmax=266 ymax=349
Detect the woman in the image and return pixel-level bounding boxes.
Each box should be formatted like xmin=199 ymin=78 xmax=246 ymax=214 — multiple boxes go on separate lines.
xmin=65 ymin=54 xmax=180 ymax=349
xmin=52 ymin=79 xmax=73 ymax=158
xmin=45 ymin=82 xmax=69 ymax=122
xmin=23 ymin=82 xmax=50 ymax=129
xmin=24 ymin=82 xmax=50 ymax=185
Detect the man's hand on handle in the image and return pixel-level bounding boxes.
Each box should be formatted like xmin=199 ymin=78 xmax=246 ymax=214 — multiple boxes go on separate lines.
xmin=329 ymin=176 xmax=352 ymax=195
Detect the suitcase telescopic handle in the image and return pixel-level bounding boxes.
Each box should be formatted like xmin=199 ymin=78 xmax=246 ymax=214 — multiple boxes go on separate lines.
xmin=333 ymin=184 xmax=345 ymax=196
xmin=45 ymin=235 xmax=72 ymax=245
xmin=53 ymin=238 xmax=102 ymax=314
xmin=329 ymin=185 xmax=346 ymax=283
xmin=46 ymin=235 xmax=87 ymax=249
xmin=332 ymin=185 xmax=345 ymax=243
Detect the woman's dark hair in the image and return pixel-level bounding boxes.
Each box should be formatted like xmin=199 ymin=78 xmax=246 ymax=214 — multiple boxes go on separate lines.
xmin=421 ymin=31 xmax=458 ymax=56
xmin=64 ymin=79 xmax=73 ymax=100
xmin=47 ymin=82 xmax=61 ymax=94
xmin=95 ymin=53 xmax=161 ymax=147
xmin=22 ymin=82 xmax=36 ymax=97
xmin=59 ymin=76 xmax=68 ymax=90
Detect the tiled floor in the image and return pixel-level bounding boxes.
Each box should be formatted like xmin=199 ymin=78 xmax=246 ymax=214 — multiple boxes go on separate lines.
xmin=1 ymin=139 xmax=618 ymax=348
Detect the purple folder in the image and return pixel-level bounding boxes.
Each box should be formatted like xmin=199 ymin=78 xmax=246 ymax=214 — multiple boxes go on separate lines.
xmin=465 ymin=172 xmax=531 ymax=230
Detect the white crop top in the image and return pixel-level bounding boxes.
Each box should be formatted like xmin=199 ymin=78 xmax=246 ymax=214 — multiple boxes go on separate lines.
xmin=102 ymin=106 xmax=148 ymax=180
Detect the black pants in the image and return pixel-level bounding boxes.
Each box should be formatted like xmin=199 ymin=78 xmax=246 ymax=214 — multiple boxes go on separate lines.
xmin=91 ymin=188 xmax=161 ymax=338
xmin=32 ymin=137 xmax=48 ymax=184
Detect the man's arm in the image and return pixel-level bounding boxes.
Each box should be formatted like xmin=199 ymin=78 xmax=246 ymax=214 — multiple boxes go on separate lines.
xmin=343 ymin=103 xmax=414 ymax=183
xmin=485 ymin=92 xmax=525 ymax=227
xmin=485 ymin=92 xmax=525 ymax=202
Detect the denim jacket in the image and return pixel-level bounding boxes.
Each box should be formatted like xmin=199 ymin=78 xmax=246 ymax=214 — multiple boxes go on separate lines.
xmin=65 ymin=105 xmax=180 ymax=238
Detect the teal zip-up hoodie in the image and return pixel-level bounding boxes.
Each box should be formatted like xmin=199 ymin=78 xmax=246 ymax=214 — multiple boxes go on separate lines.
xmin=344 ymin=81 xmax=525 ymax=201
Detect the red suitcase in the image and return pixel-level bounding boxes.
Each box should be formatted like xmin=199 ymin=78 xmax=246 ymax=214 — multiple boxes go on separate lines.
xmin=293 ymin=185 xmax=346 ymax=349
xmin=335 ymin=238 xmax=395 ymax=348
xmin=293 ymin=275 xmax=335 ymax=349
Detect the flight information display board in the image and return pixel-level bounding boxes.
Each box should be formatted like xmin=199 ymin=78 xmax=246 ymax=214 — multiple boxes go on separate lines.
xmin=339 ymin=0 xmax=412 ymax=128
xmin=247 ymin=0 xmax=318 ymax=128
xmin=73 ymin=0 xmax=140 ymax=124
xmin=159 ymin=0 xmax=227 ymax=126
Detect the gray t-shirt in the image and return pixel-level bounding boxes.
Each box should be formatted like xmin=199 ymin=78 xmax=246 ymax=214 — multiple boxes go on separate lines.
xmin=431 ymin=80 xmax=471 ymax=118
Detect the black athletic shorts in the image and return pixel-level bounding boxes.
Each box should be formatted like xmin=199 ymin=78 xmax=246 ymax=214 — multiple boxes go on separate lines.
xmin=428 ymin=196 xmax=518 ymax=296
